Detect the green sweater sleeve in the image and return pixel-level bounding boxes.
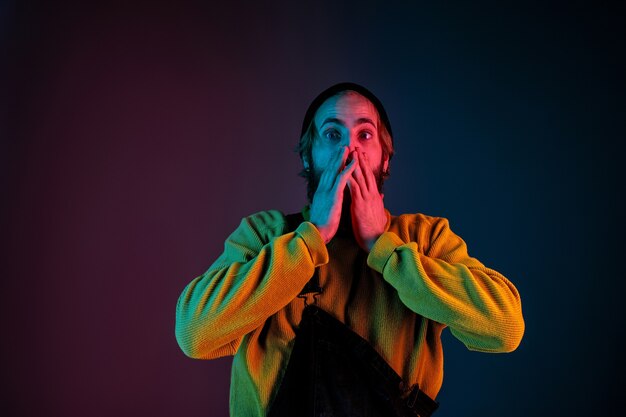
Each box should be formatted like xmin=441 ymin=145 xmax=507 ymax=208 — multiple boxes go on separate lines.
xmin=175 ymin=210 xmax=328 ymax=359
xmin=367 ymin=216 xmax=525 ymax=353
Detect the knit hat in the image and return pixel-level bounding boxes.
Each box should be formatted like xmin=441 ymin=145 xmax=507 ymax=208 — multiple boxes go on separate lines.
xmin=300 ymin=82 xmax=393 ymax=139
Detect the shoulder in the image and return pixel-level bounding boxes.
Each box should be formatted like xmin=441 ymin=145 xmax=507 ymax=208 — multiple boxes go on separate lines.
xmin=236 ymin=209 xmax=291 ymax=240
xmin=242 ymin=209 xmax=287 ymax=226
xmin=240 ymin=209 xmax=287 ymax=230
xmin=390 ymin=211 xmax=450 ymax=231
xmin=388 ymin=211 xmax=453 ymax=248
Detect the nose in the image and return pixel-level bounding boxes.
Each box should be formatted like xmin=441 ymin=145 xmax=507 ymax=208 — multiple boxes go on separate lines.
xmin=339 ymin=134 xmax=357 ymax=164
xmin=344 ymin=129 xmax=359 ymax=151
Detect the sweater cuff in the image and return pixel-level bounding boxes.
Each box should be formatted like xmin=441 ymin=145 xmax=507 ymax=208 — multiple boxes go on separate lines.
xmin=367 ymin=231 xmax=405 ymax=273
xmin=295 ymin=221 xmax=329 ymax=267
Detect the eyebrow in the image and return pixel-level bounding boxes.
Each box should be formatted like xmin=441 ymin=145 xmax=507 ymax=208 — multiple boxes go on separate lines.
xmin=321 ymin=117 xmax=377 ymax=128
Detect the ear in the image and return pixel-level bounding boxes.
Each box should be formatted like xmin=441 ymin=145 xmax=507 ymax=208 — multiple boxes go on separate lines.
xmin=303 ymin=157 xmax=310 ymax=170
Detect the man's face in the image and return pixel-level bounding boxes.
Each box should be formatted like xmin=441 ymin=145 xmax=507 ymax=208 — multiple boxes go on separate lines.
xmin=307 ymin=92 xmax=389 ymax=195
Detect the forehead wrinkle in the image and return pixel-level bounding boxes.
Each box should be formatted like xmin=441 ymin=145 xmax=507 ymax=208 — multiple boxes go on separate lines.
xmin=314 ymin=93 xmax=380 ymax=130
xmin=321 ymin=117 xmax=346 ymax=127
xmin=355 ymin=117 xmax=376 ymax=128
xmin=318 ymin=116 xmax=377 ymax=130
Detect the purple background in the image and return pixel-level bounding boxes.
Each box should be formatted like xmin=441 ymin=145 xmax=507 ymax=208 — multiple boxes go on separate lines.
xmin=2 ymin=1 xmax=624 ymax=416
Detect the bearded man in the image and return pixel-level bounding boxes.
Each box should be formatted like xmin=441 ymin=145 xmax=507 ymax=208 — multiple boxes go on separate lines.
xmin=175 ymin=83 xmax=525 ymax=417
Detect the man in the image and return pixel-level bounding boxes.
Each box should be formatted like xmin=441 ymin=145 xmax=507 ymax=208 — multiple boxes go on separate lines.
xmin=175 ymin=83 xmax=525 ymax=417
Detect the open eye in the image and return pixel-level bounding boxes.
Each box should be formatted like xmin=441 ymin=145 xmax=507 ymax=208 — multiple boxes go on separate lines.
xmin=359 ymin=130 xmax=373 ymax=141
xmin=324 ymin=128 xmax=341 ymax=142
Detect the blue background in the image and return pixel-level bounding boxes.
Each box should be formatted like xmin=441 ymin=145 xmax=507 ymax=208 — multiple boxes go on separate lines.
xmin=2 ymin=0 xmax=624 ymax=416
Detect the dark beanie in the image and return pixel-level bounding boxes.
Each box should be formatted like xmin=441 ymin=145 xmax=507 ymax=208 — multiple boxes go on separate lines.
xmin=300 ymin=82 xmax=393 ymax=139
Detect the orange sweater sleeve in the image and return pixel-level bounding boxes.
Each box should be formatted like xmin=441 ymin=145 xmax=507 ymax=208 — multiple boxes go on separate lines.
xmin=367 ymin=215 xmax=524 ymax=353
xmin=175 ymin=210 xmax=328 ymax=359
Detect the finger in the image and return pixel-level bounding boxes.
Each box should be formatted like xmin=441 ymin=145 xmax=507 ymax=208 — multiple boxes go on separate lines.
xmin=317 ymin=166 xmax=333 ymax=191
xmin=332 ymin=147 xmax=352 ymax=186
xmin=360 ymin=150 xmax=377 ymax=193
xmin=333 ymin=153 xmax=357 ymax=192
xmin=319 ymin=147 xmax=348 ymax=191
xmin=335 ymin=146 xmax=349 ymax=172
xmin=364 ymin=153 xmax=379 ymax=194
xmin=347 ymin=176 xmax=363 ymax=201
xmin=352 ymin=156 xmax=369 ymax=196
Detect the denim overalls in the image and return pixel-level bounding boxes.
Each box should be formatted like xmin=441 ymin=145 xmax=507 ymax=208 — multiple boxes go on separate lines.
xmin=266 ymin=214 xmax=439 ymax=417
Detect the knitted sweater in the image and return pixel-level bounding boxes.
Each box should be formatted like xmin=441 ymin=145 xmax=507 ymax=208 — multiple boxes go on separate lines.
xmin=175 ymin=206 xmax=525 ymax=416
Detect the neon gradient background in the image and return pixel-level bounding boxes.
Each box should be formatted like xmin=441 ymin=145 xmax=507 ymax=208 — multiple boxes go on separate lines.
xmin=2 ymin=1 xmax=624 ymax=416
